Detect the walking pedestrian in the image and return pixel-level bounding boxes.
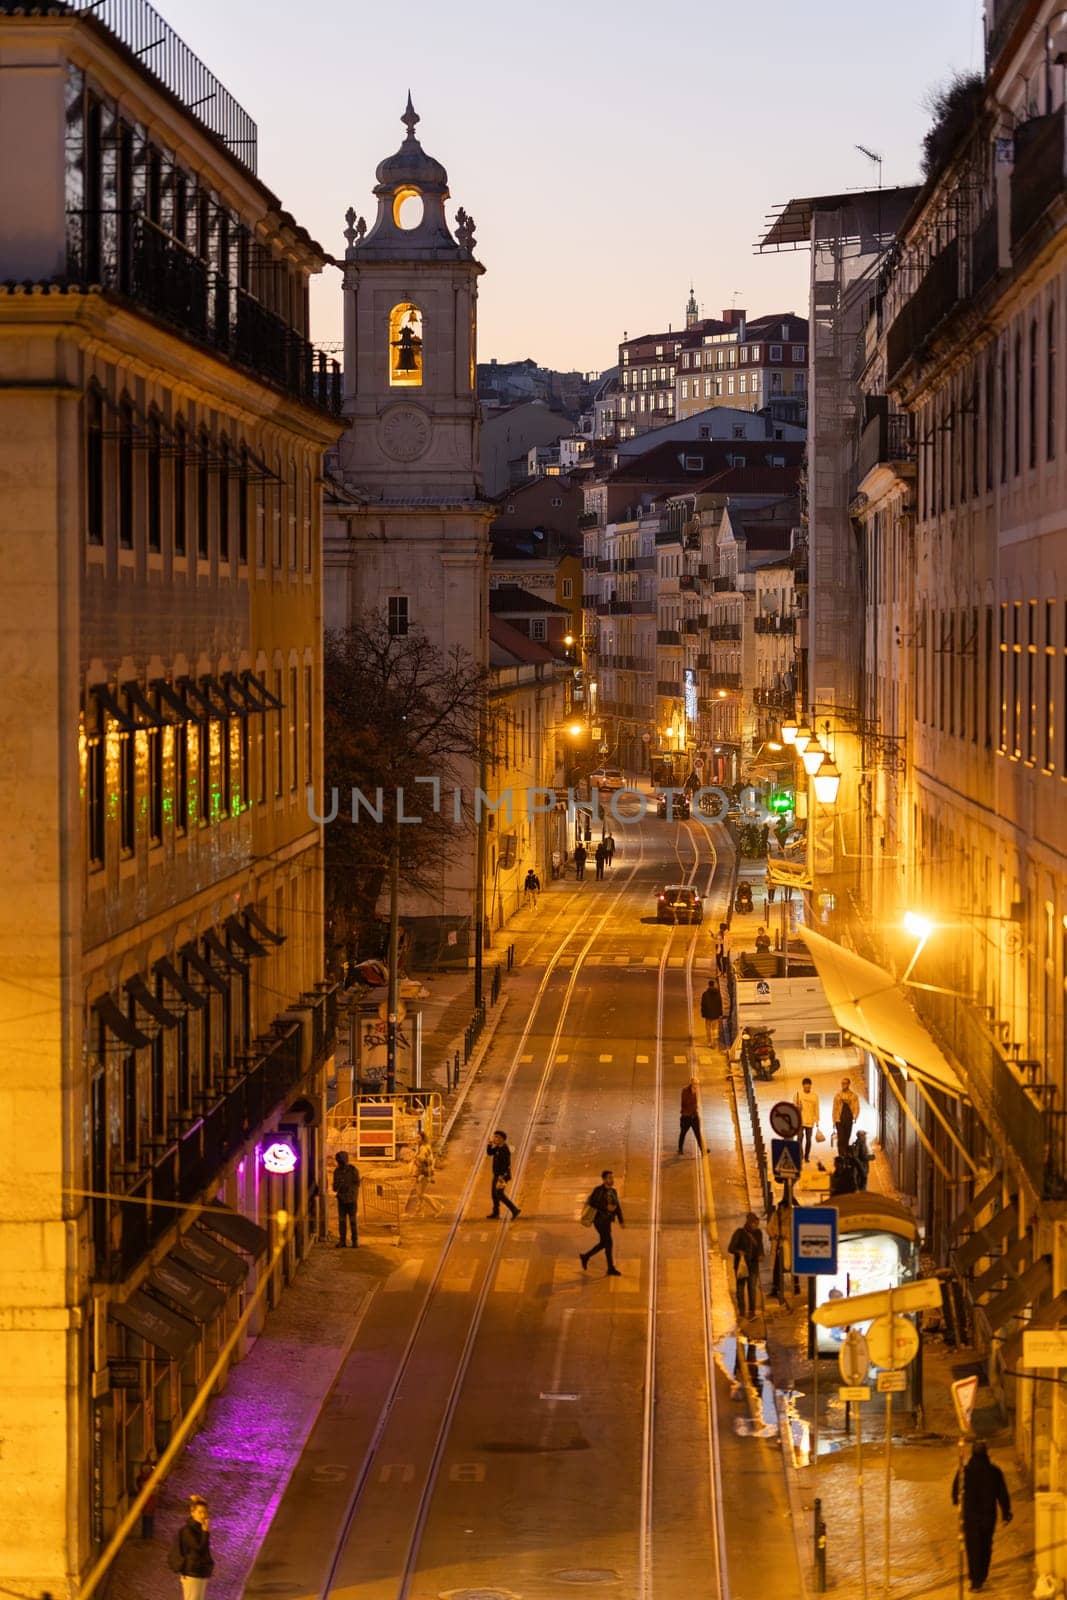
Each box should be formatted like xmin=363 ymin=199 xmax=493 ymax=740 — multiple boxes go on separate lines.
xmin=523 ymin=867 xmax=541 ymax=908
xmin=715 ymin=923 xmax=732 ymax=976
xmin=767 ymin=878 xmax=777 ymax=904
xmin=678 ymin=1078 xmax=704 ymax=1154
xmin=594 ymin=840 xmax=607 ymax=880
xmin=952 ymin=1441 xmax=1013 ymax=1592
xmin=406 ymin=1130 xmax=442 ymax=1216
xmin=551 ymin=848 xmax=562 ymax=880
xmin=136 ymin=1456 xmax=159 ymax=1540
xmin=573 ymin=843 xmax=587 ymax=881
xmin=168 ymin=1495 xmax=214 ymax=1600
xmin=604 ymin=831 xmax=616 ymax=865
xmin=832 ymin=1076 xmax=859 ymax=1153
xmin=485 ymin=1130 xmax=521 ymax=1219
xmin=580 ymin=1168 xmax=624 ymax=1275
xmin=727 ymin=1211 xmax=764 ymax=1318
xmin=699 ymin=977 xmax=724 ymax=1045
xmin=851 ymin=1128 xmax=872 ymax=1190
xmin=793 ymin=1075 xmax=821 ymax=1162
xmin=331 ymin=1150 xmax=360 ymax=1247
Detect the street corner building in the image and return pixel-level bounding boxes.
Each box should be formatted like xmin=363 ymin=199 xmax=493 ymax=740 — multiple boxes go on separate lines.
xmin=0 ymin=3 xmax=344 ymax=1592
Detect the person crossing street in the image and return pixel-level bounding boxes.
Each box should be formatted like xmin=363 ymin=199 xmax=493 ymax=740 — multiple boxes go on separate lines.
xmin=485 ymin=1130 xmax=521 ymax=1219
xmin=580 ymin=1169 xmax=625 ymax=1275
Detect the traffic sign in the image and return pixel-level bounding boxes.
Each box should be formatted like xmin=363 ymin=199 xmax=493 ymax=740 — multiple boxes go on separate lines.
xmin=866 ymin=1313 xmax=919 ymax=1370
xmin=877 ymin=1369 xmax=908 ymax=1393
xmin=952 ymin=1374 xmax=980 ymax=1434
xmin=811 ymin=1276 xmax=943 ymax=1328
xmin=839 ymin=1329 xmax=870 ymax=1386
xmin=792 ymin=1205 xmax=838 ymax=1275
xmin=771 ymin=1139 xmax=801 ymax=1181
xmin=769 ymin=1100 xmax=802 ymax=1138
xmin=839 ymin=1386 xmax=871 ymax=1402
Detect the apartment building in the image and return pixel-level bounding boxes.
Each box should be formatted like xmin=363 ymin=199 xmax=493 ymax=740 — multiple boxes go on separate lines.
xmin=676 ymin=310 xmax=809 ymax=421
xmin=0 ymin=5 xmax=342 ymax=1589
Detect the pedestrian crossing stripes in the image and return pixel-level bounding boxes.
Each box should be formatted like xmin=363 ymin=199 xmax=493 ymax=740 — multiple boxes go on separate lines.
xmin=598 ymin=1053 xmax=613 ymax=1063
xmin=383 ymin=1259 xmax=421 ymax=1293
xmin=493 ymin=1258 xmax=529 ymax=1294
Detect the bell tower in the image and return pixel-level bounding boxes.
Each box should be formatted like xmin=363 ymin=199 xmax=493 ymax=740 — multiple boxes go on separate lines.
xmin=324 ymin=98 xmax=493 ymax=939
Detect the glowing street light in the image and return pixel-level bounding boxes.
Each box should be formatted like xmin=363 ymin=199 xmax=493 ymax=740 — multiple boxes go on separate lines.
xmin=901 ymin=910 xmax=934 ymax=984
xmin=794 ymin=723 xmax=814 ymax=754
xmin=812 ymin=757 xmax=841 ymax=805
xmin=781 ymin=718 xmax=799 ymax=745
xmin=801 ymin=738 xmax=827 ymax=777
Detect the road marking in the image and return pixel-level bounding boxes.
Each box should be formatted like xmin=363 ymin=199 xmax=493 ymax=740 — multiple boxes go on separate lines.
xmin=540 ymin=1307 xmax=575 ymax=1447
xmin=643 ymin=956 xmax=659 ymax=967
xmin=555 ymin=1053 xmax=569 ymax=1063
xmin=520 ymin=1053 xmax=533 ymax=1062
xmin=599 ymin=1053 xmax=613 ymax=1062
xmin=382 ymin=1258 xmax=421 ymax=1293
xmin=493 ymin=1258 xmax=529 ymax=1294
xmin=668 ymin=956 xmax=685 ymax=968
xmin=441 ymin=1259 xmax=478 ymax=1293
xmin=636 ymin=1054 xmax=649 ymax=1063
xmin=585 ymin=954 xmax=602 ymax=965
xmin=613 ymin=954 xmax=630 ymax=965
xmin=377 ymin=1463 xmax=415 ymax=1483
xmin=449 ymin=1463 xmax=486 ymax=1482
xmin=674 ymin=1053 xmax=687 ymax=1064
xmin=541 ymin=1391 xmax=579 ymax=1401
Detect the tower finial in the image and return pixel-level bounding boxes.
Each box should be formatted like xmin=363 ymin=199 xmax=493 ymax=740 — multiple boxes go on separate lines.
xmin=402 ymin=92 xmax=419 ymax=139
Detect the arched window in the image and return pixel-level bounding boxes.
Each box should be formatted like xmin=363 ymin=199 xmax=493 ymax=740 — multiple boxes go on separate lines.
xmin=388 ymin=302 xmax=423 ymax=387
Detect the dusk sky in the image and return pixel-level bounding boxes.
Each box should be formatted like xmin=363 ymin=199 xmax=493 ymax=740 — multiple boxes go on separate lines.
xmin=161 ymin=0 xmax=983 ymax=373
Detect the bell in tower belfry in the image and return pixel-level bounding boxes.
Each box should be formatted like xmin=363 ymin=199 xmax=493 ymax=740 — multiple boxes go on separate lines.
xmin=391 ymin=308 xmax=423 ymax=380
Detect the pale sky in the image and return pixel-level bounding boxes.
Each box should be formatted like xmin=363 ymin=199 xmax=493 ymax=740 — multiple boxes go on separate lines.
xmin=158 ymin=0 xmax=983 ymax=372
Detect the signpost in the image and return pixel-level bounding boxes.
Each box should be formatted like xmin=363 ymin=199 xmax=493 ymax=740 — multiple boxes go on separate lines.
xmin=771 ymin=1139 xmax=801 ymax=1183
xmin=792 ymin=1206 xmax=839 ymax=1276
xmin=866 ymin=1312 xmax=920 ymax=1370
xmin=769 ymin=1100 xmax=802 ymax=1139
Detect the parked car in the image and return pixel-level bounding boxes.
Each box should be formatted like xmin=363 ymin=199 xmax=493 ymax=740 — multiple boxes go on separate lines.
xmin=655 ymin=791 xmax=690 ymax=819
xmin=655 ymin=885 xmax=704 ymax=924
xmin=590 ymin=766 xmax=624 ymax=793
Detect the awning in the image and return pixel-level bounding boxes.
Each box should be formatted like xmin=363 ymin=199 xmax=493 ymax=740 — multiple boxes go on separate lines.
xmin=202 ymin=675 xmax=249 ymax=718
xmin=172 ymin=1225 xmax=248 ymax=1288
xmin=151 ymin=678 xmax=198 ymax=724
xmin=200 ymin=1203 xmax=269 ymax=1257
xmin=154 ymin=956 xmax=207 ymax=1011
xmin=972 ymin=1233 xmax=1031 ymax=1302
xmin=981 ymin=1256 xmax=1053 ymax=1332
xmin=110 ymin=1290 xmax=198 ymax=1359
xmin=245 ymin=905 xmax=286 ymax=946
xmin=147 ymin=1257 xmax=227 ymax=1323
xmin=796 ymin=926 xmax=964 ymax=1096
xmin=203 ymin=928 xmax=249 ymax=974
xmin=224 ymin=915 xmax=269 ymax=959
xmin=953 ymin=1203 xmax=1019 ymax=1274
xmin=176 ymin=677 xmax=225 ymax=722
xmin=179 ymin=943 xmax=230 ymax=996
xmin=221 ymin=673 xmax=263 ymax=715
xmin=90 ymin=682 xmax=138 ymax=734
xmin=125 ymin=974 xmax=180 ymax=1031
xmin=951 ymin=1172 xmax=1002 ymax=1241
xmin=121 ymin=680 xmax=168 ymax=730
xmin=92 ymin=993 xmax=151 ymax=1051
xmin=1002 ymin=1290 xmax=1067 ymax=1367
xmin=243 ymin=671 xmax=283 ymax=711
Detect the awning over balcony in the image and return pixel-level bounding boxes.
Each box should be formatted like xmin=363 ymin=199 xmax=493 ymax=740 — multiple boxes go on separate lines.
xmin=245 ymin=905 xmax=286 ymax=945
xmin=148 ymin=1256 xmax=228 ymax=1324
xmin=796 ymin=927 xmax=964 ymax=1097
xmin=179 ymin=943 xmax=230 ymax=996
xmin=203 ymin=928 xmax=249 ymax=975
xmin=154 ymin=956 xmax=208 ymax=1011
xmin=953 ymin=1202 xmax=1019 ymax=1274
xmin=200 ymin=1203 xmax=269 ymax=1257
xmin=981 ymin=1257 xmax=1053 ymax=1333
xmin=110 ymin=1290 xmax=198 ymax=1360
xmin=173 ymin=1225 xmax=248 ymax=1289
xmin=125 ymin=974 xmax=180 ymax=1031
xmin=224 ymin=915 xmax=269 ymax=959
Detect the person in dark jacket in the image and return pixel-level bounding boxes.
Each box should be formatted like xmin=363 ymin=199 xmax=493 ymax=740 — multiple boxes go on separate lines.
xmin=594 ymin=840 xmax=607 ymax=880
xmin=485 ymin=1130 xmax=521 ymax=1219
xmin=851 ymin=1130 xmax=872 ymax=1191
xmin=727 ymin=1211 xmax=764 ymax=1317
xmin=136 ymin=1456 xmax=159 ymax=1539
xmin=678 ymin=1078 xmax=704 ymax=1153
xmin=699 ymin=978 xmax=724 ymax=1045
xmin=331 ymin=1150 xmax=360 ymax=1247
xmin=175 ymin=1495 xmax=214 ymax=1598
xmin=952 ymin=1441 xmax=1013 ymax=1591
xmin=573 ymin=843 xmax=587 ymax=881
xmin=829 ymin=1153 xmax=858 ymax=1196
xmin=580 ymin=1169 xmax=625 ymax=1275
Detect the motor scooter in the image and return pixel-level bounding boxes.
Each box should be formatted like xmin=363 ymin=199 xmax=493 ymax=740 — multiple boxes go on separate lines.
xmin=742 ymin=1023 xmax=780 ymax=1080
xmin=735 ymin=881 xmax=754 ymax=914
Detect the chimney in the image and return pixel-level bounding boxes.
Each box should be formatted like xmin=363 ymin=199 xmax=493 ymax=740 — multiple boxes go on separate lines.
xmin=721 ymin=307 xmax=747 ymax=327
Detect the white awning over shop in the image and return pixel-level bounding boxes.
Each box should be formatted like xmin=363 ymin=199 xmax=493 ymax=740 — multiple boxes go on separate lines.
xmin=796 ymin=926 xmax=965 ymax=1097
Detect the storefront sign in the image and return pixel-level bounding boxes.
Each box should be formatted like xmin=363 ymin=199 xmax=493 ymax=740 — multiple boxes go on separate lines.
xmin=261 ymin=1139 xmax=297 ymax=1175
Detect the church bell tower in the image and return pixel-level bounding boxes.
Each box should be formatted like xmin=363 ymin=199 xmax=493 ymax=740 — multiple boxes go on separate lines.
xmin=324 ymin=98 xmax=493 ymax=940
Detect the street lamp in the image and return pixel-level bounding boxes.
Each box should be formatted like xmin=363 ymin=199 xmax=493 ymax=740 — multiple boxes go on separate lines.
xmin=901 ymin=911 xmax=933 ymax=985
xmin=794 ymin=723 xmax=814 ymax=754
xmin=812 ymin=756 xmax=841 ymax=805
xmin=781 ymin=717 xmax=799 ymax=745
xmin=801 ymin=738 xmax=827 ymax=777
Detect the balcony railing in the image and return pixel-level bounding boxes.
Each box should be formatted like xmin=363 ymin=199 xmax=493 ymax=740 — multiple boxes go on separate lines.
xmin=634 ymin=555 xmax=656 ymax=571
xmin=657 ymin=629 xmax=681 ymax=646
xmin=68 ymin=0 xmax=258 ymax=171
xmin=971 ymin=204 xmax=1000 ymax=294
xmin=885 ymin=237 xmax=960 ymax=384
xmin=711 ymin=575 xmax=736 ymax=593
xmin=706 ymin=672 xmax=741 ymax=690
xmin=753 ymin=615 xmax=797 ymax=635
xmin=753 ymin=686 xmax=795 ymax=709
xmin=1011 ymin=108 xmax=1066 ymax=247
xmin=69 ymin=213 xmax=342 ymax=415
xmin=708 ymin=622 xmax=742 ymax=641
xmin=986 ymin=0 xmax=1029 ymax=67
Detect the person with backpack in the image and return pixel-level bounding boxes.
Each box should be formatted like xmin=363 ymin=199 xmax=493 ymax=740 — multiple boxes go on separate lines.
xmin=331 ymin=1150 xmax=360 ymax=1247
xmin=699 ymin=978 xmax=724 ymax=1045
xmin=523 ymin=868 xmax=541 ymax=908
xmin=167 ymin=1494 xmax=214 ymax=1598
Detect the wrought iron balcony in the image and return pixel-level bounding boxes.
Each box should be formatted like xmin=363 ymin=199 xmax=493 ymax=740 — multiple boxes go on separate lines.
xmin=885 ymin=237 xmax=960 ymax=384
xmin=657 ymin=628 xmax=681 ymax=646
xmin=1011 ymin=108 xmax=1066 ymax=247
xmin=711 ymin=575 xmax=736 ymax=593
xmin=753 ymin=686 xmax=794 ymax=709
xmin=707 ymin=672 xmax=742 ymax=690
xmin=67 ymin=212 xmax=342 ymax=415
xmin=971 ymin=204 xmax=1000 ymax=294
xmin=708 ymin=622 xmax=742 ymax=641
xmin=753 ymin=615 xmax=797 ymax=635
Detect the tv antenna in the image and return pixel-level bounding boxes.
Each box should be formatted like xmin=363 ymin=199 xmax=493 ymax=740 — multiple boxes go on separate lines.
xmin=855 ymin=143 xmax=884 ymax=190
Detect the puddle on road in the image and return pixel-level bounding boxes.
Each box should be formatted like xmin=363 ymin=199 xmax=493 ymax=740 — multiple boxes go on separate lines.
xmin=713 ymin=1331 xmax=779 ymax=1439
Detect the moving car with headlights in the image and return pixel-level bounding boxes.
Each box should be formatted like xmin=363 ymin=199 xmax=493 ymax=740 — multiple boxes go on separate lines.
xmin=590 ymin=766 xmax=624 ymax=793
xmin=655 ymin=791 xmax=690 ymax=819
xmin=655 ymin=885 xmax=704 ymax=924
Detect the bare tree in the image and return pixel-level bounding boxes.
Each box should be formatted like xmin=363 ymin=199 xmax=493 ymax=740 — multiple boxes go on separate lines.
xmin=322 ymin=619 xmax=486 ymax=971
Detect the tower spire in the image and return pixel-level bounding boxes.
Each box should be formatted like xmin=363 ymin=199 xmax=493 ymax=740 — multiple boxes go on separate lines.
xmin=402 ymin=91 xmax=420 ymax=140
